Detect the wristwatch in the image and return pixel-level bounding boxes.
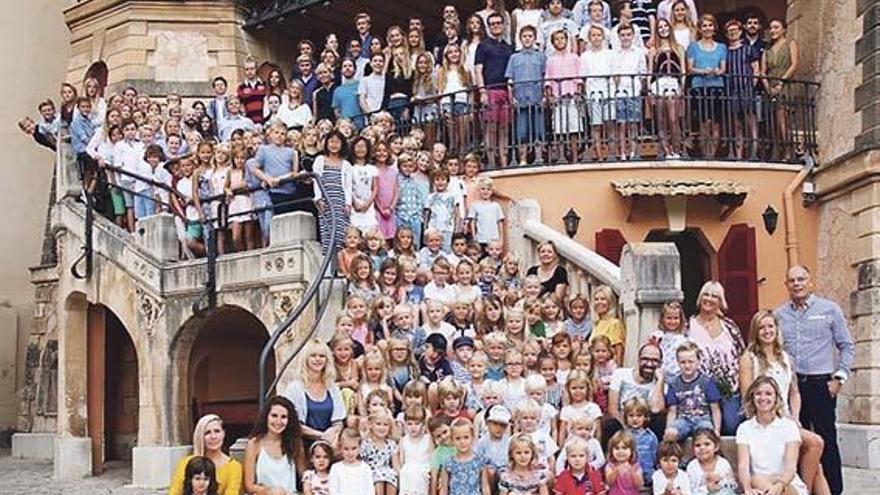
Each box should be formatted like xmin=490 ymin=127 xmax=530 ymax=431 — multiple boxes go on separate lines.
xmin=833 ymin=372 xmax=847 ymax=384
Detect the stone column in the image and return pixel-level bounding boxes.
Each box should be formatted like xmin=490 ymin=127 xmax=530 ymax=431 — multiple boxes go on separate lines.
xmin=136 ymin=213 xmax=179 ymax=262
xmin=619 ymin=243 xmax=683 ymax=368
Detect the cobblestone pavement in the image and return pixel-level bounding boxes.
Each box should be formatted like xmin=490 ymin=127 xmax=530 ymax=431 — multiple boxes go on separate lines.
xmin=2 ymin=450 xmax=879 ymax=494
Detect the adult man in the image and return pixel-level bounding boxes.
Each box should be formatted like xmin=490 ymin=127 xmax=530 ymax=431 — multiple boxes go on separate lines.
xmin=354 ymin=12 xmax=373 ymax=59
xmin=775 ymin=265 xmax=854 ymax=495
xmin=603 ymin=342 xmax=666 ymax=446
xmin=294 ymin=56 xmax=320 ymax=108
xmin=475 ymin=12 xmax=514 ymax=168
xmin=236 ymin=57 xmax=266 ymax=125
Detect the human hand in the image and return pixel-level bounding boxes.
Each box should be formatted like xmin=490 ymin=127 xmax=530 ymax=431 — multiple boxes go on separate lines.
xmin=827 ymin=379 xmax=842 ymax=397
xmin=317 ymin=199 xmax=327 ymax=213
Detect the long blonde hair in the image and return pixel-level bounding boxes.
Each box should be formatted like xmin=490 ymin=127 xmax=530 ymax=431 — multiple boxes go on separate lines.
xmin=438 ymin=44 xmax=471 ymax=94
xmin=296 ymin=339 xmax=337 ymax=387
xmin=389 ymin=46 xmax=413 ymax=79
xmin=192 ymin=414 xmax=223 ymax=456
xmin=746 ymin=310 xmax=788 ymax=374
xmin=413 ymin=52 xmax=437 ymax=96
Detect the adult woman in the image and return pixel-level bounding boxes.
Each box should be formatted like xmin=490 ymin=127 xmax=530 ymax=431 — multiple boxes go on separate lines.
xmin=689 ymin=281 xmax=745 ymax=435
xmin=169 ymin=414 xmax=243 ymax=495
xmin=648 ymin=18 xmax=685 ymax=158
xmin=461 ymin=14 xmax=488 ymax=83
xmin=264 ymin=69 xmax=287 ymax=116
xmin=589 ymin=285 xmax=626 ymax=365
xmin=739 ymin=311 xmax=831 ymax=495
xmin=687 ymin=14 xmax=726 ymax=158
xmin=276 ymin=80 xmax=313 ymax=131
xmin=736 ymin=377 xmax=809 ymax=495
xmin=385 ymin=24 xmax=408 ymax=59
xmin=198 ymin=115 xmax=217 ymax=141
xmin=281 ymin=339 xmax=347 ymax=446
xmin=384 ymin=46 xmax=415 ymax=129
xmin=81 ymin=77 xmax=108 ymax=126
xmin=412 ymin=52 xmax=439 ymax=144
xmin=764 ymin=18 xmax=800 ymax=162
xmin=243 ymin=396 xmax=306 ymax=495
xmin=407 ymin=27 xmax=427 ymax=65
xmin=526 ymin=241 xmax=569 ymax=300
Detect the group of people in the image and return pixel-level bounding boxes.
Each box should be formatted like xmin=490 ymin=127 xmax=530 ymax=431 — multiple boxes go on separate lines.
xmin=167 ymin=260 xmax=852 ymax=495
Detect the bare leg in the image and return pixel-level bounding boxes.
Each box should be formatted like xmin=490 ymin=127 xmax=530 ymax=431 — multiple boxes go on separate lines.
xmin=800 ymin=428 xmax=831 ymax=495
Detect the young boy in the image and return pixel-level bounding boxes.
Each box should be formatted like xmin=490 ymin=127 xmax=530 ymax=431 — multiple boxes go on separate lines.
xmin=207 ymin=76 xmax=229 ymax=122
xmin=113 ymin=119 xmax=145 ymax=232
xmin=419 ymin=333 xmax=453 ymax=383
xmin=663 ymin=341 xmax=722 ymax=441
xmin=625 ymin=397 xmax=660 ymax=481
xmin=424 ymin=168 xmax=459 ymax=252
xmin=475 ymin=404 xmax=512 ymax=480
xmin=505 ymin=25 xmax=547 ymax=165
xmin=610 ymin=1 xmax=646 ymax=50
xmin=390 ymin=302 xmax=427 ymax=356
xmin=524 ymin=374 xmax=559 ymax=441
xmin=554 ymin=436 xmax=607 ymax=495
xmin=612 ymin=24 xmax=647 ymax=160
xmin=466 ymin=176 xmax=506 ymax=252
xmin=482 ymin=332 xmax=509 ymax=381
xmin=577 ymin=0 xmax=613 ymax=51
xmin=71 ymin=97 xmax=98 ymax=190
xmin=580 ymin=24 xmax=616 ymax=160
xmin=446 ymin=233 xmax=470 ymax=268
xmin=541 ymin=0 xmax=579 ymax=55
xmin=354 ymin=12 xmax=374 ymax=59
xmin=396 ymin=153 xmax=427 ymax=248
xmin=428 ymin=415 xmax=454 ymax=495
xmin=449 ymin=335 xmax=476 ymax=386
xmin=516 ymin=399 xmax=559 ymax=469
xmin=436 ymin=377 xmax=471 ymax=420
xmin=555 ymin=415 xmax=605 ymax=473
xmin=418 ymin=229 xmax=449 ymax=270
xmin=652 ymin=440 xmax=691 ymax=495
xmin=423 ymin=258 xmax=456 ymax=309
xmin=134 ymin=144 xmax=166 ymax=220
xmin=477 ymin=257 xmax=497 ymax=297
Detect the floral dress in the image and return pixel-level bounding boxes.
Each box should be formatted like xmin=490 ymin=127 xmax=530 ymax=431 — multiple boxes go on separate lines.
xmin=302 ymin=469 xmax=330 ymax=495
xmin=361 ymin=437 xmax=398 ymax=485
xmin=498 ymin=467 xmax=548 ymax=495
xmin=443 ymin=453 xmax=487 ymax=495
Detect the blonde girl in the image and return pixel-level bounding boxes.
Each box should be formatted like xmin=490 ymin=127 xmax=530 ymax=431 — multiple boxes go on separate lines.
xmin=590 ymin=335 xmax=617 ymax=413
xmin=438 ymin=418 xmax=489 ymax=495
xmin=347 ymin=253 xmax=379 ymax=305
xmin=338 ymin=226 xmax=364 ymax=277
xmin=563 ymin=294 xmax=592 ymax=344
xmin=398 ymin=405 xmax=432 ymax=495
xmin=392 ymin=226 xmax=417 ymax=259
xmin=605 ymin=431 xmax=644 ymax=495
xmin=225 ymin=146 xmax=258 ymax=252
xmin=540 ymin=293 xmax=565 ymax=339
xmin=437 ymin=44 xmax=472 ymax=154
xmin=652 ymin=300 xmax=689 ymax=377
xmin=522 ymin=339 xmax=542 ymax=373
xmin=498 ymin=251 xmax=524 ymax=299
xmin=453 ymin=258 xmax=483 ymax=313
xmin=365 ymin=227 xmax=388 ymax=273
xmin=191 ymin=140 xmax=215 ymax=242
xmin=412 ymin=51 xmax=439 ymax=145
xmin=398 ymin=256 xmax=424 ymax=310
xmin=476 ymin=294 xmax=505 ymax=336
xmin=368 ymin=295 xmax=396 ymax=343
xmin=499 ymin=434 xmax=548 ymax=495
xmin=589 ymin=285 xmax=625 ymax=365
xmin=387 ymin=337 xmax=419 ymax=404
xmin=359 ymin=350 xmax=394 ymax=416
xmin=501 ymin=349 xmax=528 ymax=410
xmin=559 ymin=370 xmax=601 ymax=445
xmin=505 ymin=307 xmax=529 ymax=350
xmin=373 ymin=140 xmax=398 ymax=241
xmin=330 ymin=329 xmax=361 ymax=393
xmin=345 ymin=295 xmax=371 ymax=346
xmin=302 ymin=441 xmax=333 ymax=495
xmin=669 ymin=0 xmax=697 ymax=51
xmin=361 ymin=408 xmax=401 ymax=495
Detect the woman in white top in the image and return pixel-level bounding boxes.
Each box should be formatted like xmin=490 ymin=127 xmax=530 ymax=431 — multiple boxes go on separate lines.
xmin=669 ymin=0 xmax=696 ymax=51
xmin=736 ymin=376 xmax=809 ymax=495
xmin=462 ymin=14 xmax=487 ymax=84
xmin=276 ymin=80 xmax=313 ymax=130
xmin=511 ymin=0 xmax=544 ymax=50
xmin=243 ymin=395 xmax=306 ymax=495
xmin=739 ymin=310 xmax=831 ymax=495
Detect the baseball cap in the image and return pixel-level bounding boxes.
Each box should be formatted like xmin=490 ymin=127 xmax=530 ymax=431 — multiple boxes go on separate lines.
xmin=486 ymin=404 xmax=512 ymax=425
xmin=452 ymin=336 xmax=475 ymax=350
xmin=425 ymin=333 xmax=448 ymax=353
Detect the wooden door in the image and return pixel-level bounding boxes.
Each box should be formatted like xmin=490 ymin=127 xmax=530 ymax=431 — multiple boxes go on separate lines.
xmin=595 ymin=228 xmax=628 ymax=265
xmin=87 ymin=305 xmax=106 ymax=474
xmin=717 ymin=224 xmax=758 ymax=338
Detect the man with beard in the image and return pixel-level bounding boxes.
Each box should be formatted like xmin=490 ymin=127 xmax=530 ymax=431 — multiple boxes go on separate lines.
xmin=601 ymin=342 xmax=666 ymax=449
xmin=744 ymin=13 xmax=769 ymax=157
xmin=181 ymin=108 xmax=199 ymax=136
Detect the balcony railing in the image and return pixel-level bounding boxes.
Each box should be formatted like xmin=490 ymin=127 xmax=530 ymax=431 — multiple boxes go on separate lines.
xmin=359 ymin=73 xmax=817 ymax=169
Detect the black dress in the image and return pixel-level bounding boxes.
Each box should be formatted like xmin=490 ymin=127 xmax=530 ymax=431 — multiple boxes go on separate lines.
xmin=526 ymin=264 xmax=569 ymax=297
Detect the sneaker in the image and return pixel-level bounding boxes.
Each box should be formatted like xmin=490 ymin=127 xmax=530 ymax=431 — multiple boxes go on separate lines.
xmin=669 ymin=152 xmax=681 ymax=159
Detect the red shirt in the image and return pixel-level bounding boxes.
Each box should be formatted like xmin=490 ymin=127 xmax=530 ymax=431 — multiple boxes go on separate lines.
xmin=554 ymin=467 xmax=606 ymax=495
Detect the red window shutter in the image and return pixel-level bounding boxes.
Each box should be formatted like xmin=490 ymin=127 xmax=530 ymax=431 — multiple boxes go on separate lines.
xmin=595 ymin=229 xmax=628 ymax=265
xmin=717 ymin=224 xmax=758 ymax=338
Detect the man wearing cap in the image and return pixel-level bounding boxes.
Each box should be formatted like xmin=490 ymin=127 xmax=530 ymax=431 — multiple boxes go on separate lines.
xmin=476 ymin=404 xmax=512 ymax=480
xmin=420 ymin=333 xmax=453 ymax=383
xmin=775 ymin=265 xmax=853 ymax=495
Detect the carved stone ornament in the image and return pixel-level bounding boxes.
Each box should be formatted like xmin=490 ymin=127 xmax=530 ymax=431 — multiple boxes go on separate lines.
xmin=137 ymin=287 xmax=164 ymax=336
xmin=272 ymin=288 xmax=304 ymax=322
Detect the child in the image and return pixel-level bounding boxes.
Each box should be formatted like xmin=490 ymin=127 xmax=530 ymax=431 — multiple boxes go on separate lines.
xmin=477 ymin=258 xmax=498 ymax=298
xmin=349 ymin=137 xmax=379 ymax=233
xmin=447 ymin=299 xmax=475 ymax=342
xmin=303 ymin=441 xmax=333 ymax=495
xmin=591 ymin=334 xmax=618 ymax=411
xmin=388 ymin=337 xmax=420 ymax=405
xmin=551 ymin=333 xmax=574 ymax=384
xmin=392 ymin=226 xmax=417 ymax=259
xmin=438 ymin=418 xmax=490 ymax=495
xmin=589 ymin=285 xmax=625 ymax=365
xmin=522 ymin=275 xmax=543 ymax=305
xmin=525 ymin=300 xmax=546 ymax=340
xmin=580 ymin=24 xmax=616 ymax=161
xmin=611 ymin=24 xmax=647 ymax=160
xmin=345 ymin=295 xmax=371 ymax=347
xmin=476 ymin=294 xmax=505 ymax=335
xmin=651 ymin=301 xmax=689 ymax=377
xmin=541 ymin=0 xmax=579 ymax=56
xmin=564 ymin=294 xmax=593 ymax=343
xmin=135 ymin=144 xmax=166 ymax=220
xmin=225 ymin=147 xmax=258 ymax=252
xmin=498 ymin=434 xmax=549 ymax=494
xmin=544 ymin=28 xmax=582 ymax=163
xmin=538 ymin=354 xmax=564 ymax=409
xmin=377 ymin=259 xmax=403 ymax=303
xmin=399 ymin=405 xmax=433 ymax=495
xmin=483 ymin=332 xmax=510 ymax=381
xmin=422 ymin=299 xmax=456 ymax=348
xmin=398 ymin=257 xmax=424 ymax=309
xmin=174 ymin=155 xmax=206 ymax=256
xmin=424 ymin=167 xmax=459 ymax=252
xmin=555 ymin=415 xmax=605 ymax=474
xmin=435 ymin=377 xmax=471 ymax=420
xmin=652 ymin=441 xmax=691 ymax=495
xmin=374 ymin=141 xmax=398 ymax=241
xmin=505 ymin=308 xmax=530 ymax=352
xmin=182 ymin=456 xmax=218 ymax=495
xmin=501 ymin=349 xmax=529 ymax=410
xmin=475 ymin=404 xmax=513 ymax=479
xmin=429 ymin=415 xmax=455 ymax=495
xmin=419 ymin=334 xmax=453 ymax=383
xmin=466 ymin=350 xmax=490 ymax=404
xmin=369 ymin=296 xmax=395 ymax=343
xmin=397 ymin=153 xmax=428 ymax=249
xmin=485 ymin=241 xmax=505 ymax=272
xmin=450 ymin=336 xmax=476 ymax=387
xmin=452 ymin=260 xmax=483 ymax=310
xmin=330 ymin=331 xmax=361 ymax=413
xmin=329 ymin=428 xmax=374 ymax=495
xmin=418 ymin=229 xmax=449 ymax=270
xmin=624 ymin=397 xmax=659 ymax=483
xmin=347 ymin=254 xmax=380 ymax=306
xmin=540 ymin=294 xmax=565 ymax=339
xmin=663 ymin=342 xmax=722 ymax=442
xmin=466 ymin=177 xmax=505 ymax=252
xmin=506 ymin=25 xmax=547 ymax=165
xmin=605 ymin=430 xmax=645 ymax=495
xmin=361 ymin=408 xmax=400 ymax=495
xmin=554 ymin=437 xmax=607 ymax=495
xmin=685 ymin=428 xmax=737 ymax=495
xmin=424 ymin=258 xmax=456 ymax=309
xmin=522 ymin=339 xmax=542 ymax=373
xmin=559 ymin=370 xmax=602 ymax=445
xmin=359 ymin=352 xmax=394 ymax=416
xmin=364 ymin=228 xmax=388 ymax=273
xmin=474 ymin=381 xmax=505 ymax=439
xmin=447 ymin=233 xmax=470 ymax=268
xmin=571 ymin=348 xmax=594 ymax=375
xmin=498 ymin=252 xmax=524 ymax=301
xmin=515 ymin=399 xmax=559 ymax=469
xmin=397 ymin=381 xmax=431 ymax=429
xmin=524 ymin=374 xmax=559 ymax=442
xmin=610 ymin=1 xmax=647 ymax=50
xmin=338 ymin=227 xmax=364 ymax=277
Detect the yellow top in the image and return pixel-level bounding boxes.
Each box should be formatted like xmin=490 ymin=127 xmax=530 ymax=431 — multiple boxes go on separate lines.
xmin=168 ymin=454 xmax=243 ymax=495
xmin=590 ymin=318 xmax=626 ymax=347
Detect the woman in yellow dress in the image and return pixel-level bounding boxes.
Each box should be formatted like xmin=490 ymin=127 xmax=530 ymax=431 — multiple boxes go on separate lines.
xmin=169 ymin=414 xmax=243 ymax=495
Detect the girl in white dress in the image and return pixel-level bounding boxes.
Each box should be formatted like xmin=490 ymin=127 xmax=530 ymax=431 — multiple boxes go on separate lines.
xmin=398 ymin=405 xmax=433 ymax=495
xmin=348 ymin=136 xmax=378 ymax=233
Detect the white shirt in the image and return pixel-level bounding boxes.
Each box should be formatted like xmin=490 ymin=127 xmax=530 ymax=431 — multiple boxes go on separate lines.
xmin=556 ymin=436 xmax=605 ymax=474
xmin=612 ymin=45 xmax=647 ymax=95
xmin=652 ymin=469 xmax=692 ymax=495
xmin=112 ymin=139 xmax=145 ymax=182
xmin=153 ymin=166 xmax=173 ymax=205
xmin=357 ymin=73 xmax=385 ymax=113
xmin=560 ymin=401 xmax=603 ymax=423
xmin=580 ymin=48 xmax=616 ymax=95
xmin=735 ymin=416 xmax=802 ymax=477
xmin=526 ymin=430 xmax=558 ymax=465
xmin=176 ymin=177 xmax=199 ymax=221
xmin=423 ymin=282 xmax=456 ymax=307
xmin=328 ymin=461 xmax=374 ymax=495
xmin=276 ymin=102 xmax=313 ymax=129
xmin=312 ymin=156 xmax=353 ymax=206
xmin=686 ymin=457 xmax=737 ymax=495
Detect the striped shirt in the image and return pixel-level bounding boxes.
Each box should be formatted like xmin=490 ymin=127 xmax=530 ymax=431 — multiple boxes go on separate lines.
xmin=236 ymin=79 xmax=266 ymax=125
xmin=629 ymin=0 xmax=657 ymax=43
xmin=775 ymin=294 xmax=855 ymax=377
xmin=725 ymin=42 xmax=759 ymax=95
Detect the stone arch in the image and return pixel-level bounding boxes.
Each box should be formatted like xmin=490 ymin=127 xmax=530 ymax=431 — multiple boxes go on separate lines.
xmin=168 ymin=305 xmax=274 ymax=446
xmin=83 ymin=61 xmax=108 ymax=96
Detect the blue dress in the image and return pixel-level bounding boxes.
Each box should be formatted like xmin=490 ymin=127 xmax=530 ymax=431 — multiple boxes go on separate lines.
xmin=443 ymin=453 xmax=487 ymax=495
xmin=317 ymin=165 xmax=350 ymax=254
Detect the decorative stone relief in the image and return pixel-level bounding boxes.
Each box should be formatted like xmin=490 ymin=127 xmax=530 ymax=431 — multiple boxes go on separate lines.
xmin=137 ymin=287 xmax=164 ymax=337
xmin=272 ymin=287 xmax=304 ymax=323
xmin=260 ymin=249 xmax=301 ymax=280
xmin=147 ymin=30 xmax=216 ymax=82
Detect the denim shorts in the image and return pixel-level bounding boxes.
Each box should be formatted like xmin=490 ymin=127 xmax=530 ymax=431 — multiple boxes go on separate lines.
xmin=670 ymin=414 xmax=714 ymax=440
xmin=515 ymin=105 xmax=545 ymax=144
xmin=616 ymin=97 xmax=642 ymax=123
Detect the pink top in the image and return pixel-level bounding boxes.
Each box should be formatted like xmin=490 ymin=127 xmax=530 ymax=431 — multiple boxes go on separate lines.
xmin=688 ymin=315 xmax=741 ymax=389
xmin=607 ymin=463 xmax=642 ymax=495
xmin=544 ymin=51 xmax=581 ymax=97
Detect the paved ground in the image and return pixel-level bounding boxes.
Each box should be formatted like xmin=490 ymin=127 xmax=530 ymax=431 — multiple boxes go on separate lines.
xmin=1 ymin=449 xmax=878 ymax=494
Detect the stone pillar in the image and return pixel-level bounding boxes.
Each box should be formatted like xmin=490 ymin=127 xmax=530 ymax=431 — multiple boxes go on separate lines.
xmin=53 ymin=293 xmax=91 ymax=480
xmin=506 ymin=199 xmax=542 ymax=268
xmin=56 ymin=139 xmax=80 ymax=201
xmin=137 ymin=213 xmax=179 ymax=262
xmin=619 ymin=243 xmax=683 ymax=368
xmin=270 ymin=212 xmax=318 ymax=246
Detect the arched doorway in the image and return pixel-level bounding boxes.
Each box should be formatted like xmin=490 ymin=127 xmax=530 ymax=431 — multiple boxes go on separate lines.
xmin=180 ymin=306 xmax=274 ymax=447
xmin=645 ymin=228 xmax=715 ymax=317
xmin=86 ymin=304 xmax=138 ymax=473
xmin=84 ymin=61 xmax=108 ymax=96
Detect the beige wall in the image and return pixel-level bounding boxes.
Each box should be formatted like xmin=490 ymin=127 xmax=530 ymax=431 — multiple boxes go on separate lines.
xmin=0 ymin=0 xmax=69 ymax=428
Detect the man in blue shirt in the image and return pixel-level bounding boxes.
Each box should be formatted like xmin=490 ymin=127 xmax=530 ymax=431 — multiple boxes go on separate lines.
xmin=775 ymin=265 xmax=854 ymax=495
xmin=475 ymin=12 xmax=514 ymax=169
xmin=332 ymin=59 xmax=363 ymax=128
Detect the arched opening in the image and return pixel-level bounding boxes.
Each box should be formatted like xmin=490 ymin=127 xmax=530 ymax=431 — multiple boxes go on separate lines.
xmin=176 ymin=306 xmax=274 ymax=448
xmin=84 ymin=61 xmax=108 ymax=96
xmin=86 ymin=304 xmax=138 ymax=473
xmin=645 ymin=228 xmax=715 ymax=317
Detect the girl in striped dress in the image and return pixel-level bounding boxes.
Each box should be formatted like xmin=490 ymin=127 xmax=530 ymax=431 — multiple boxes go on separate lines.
xmin=313 ymin=130 xmax=352 ymax=254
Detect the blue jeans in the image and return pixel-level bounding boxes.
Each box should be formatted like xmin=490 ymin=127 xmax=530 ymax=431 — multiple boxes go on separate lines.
xmin=134 ymin=194 xmax=155 ymax=219
xmin=720 ymin=393 xmax=743 ymax=436
xmin=670 ymin=414 xmax=715 ymax=441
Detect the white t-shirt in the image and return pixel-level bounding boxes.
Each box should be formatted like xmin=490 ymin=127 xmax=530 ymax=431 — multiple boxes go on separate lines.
xmin=609 ymin=368 xmax=658 ymax=413
xmin=685 ymin=457 xmax=737 ymax=495
xmin=580 ymin=48 xmax=616 ymax=95
xmin=328 ymin=461 xmax=374 ymax=495
xmin=556 ymin=436 xmax=605 ymax=474
xmin=526 ymin=430 xmax=558 ymax=465
xmin=612 ymin=46 xmax=648 ymax=95
xmin=537 ymin=402 xmax=558 ymax=440
xmin=423 ymin=281 xmax=456 ymax=307
xmin=502 ymin=377 xmax=527 ymax=410
xmin=276 ymin=102 xmax=313 ymax=129
xmin=357 ymin=74 xmax=385 ymax=113
xmin=735 ymin=417 xmax=804 ymax=479
xmin=467 ymin=200 xmax=505 ymax=244
xmin=652 ymin=469 xmax=692 ymax=495
xmin=560 ymin=401 xmax=603 ymax=423
xmin=453 ymin=284 xmax=482 ymax=305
